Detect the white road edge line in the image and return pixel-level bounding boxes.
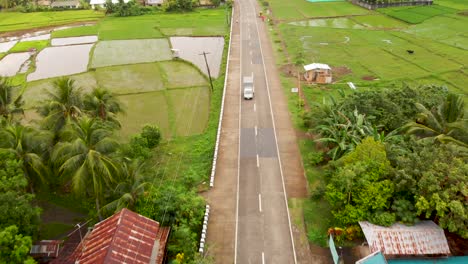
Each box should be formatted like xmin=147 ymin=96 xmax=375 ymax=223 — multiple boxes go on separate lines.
xmin=250 ymin=0 xmax=298 ymax=263
xmin=262 ymin=252 xmax=265 ymax=264
xmin=258 ymin=194 xmax=262 ymax=212
xmin=234 ymin=2 xmax=241 ymax=264
xmin=256 ymin=154 xmax=260 ymax=167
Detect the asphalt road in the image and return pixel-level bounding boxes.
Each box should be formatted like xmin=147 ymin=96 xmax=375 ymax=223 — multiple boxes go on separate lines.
xmin=235 ymin=0 xmax=297 ymax=263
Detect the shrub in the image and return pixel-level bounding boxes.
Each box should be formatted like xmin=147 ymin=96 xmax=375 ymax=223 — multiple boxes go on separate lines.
xmin=141 ymin=124 xmax=161 ymax=148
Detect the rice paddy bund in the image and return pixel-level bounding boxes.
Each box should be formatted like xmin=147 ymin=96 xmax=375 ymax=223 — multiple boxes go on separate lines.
xmin=267 ymin=0 xmax=468 ymax=99
xmin=0 ymin=8 xmax=228 ymax=139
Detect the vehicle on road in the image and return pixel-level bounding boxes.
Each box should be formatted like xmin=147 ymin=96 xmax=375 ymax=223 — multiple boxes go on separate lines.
xmin=243 ymin=75 xmax=254 ymax=100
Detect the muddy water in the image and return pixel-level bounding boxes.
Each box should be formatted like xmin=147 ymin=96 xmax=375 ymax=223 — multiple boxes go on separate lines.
xmin=51 ymin=36 xmax=98 ymax=46
xmin=170 ymin=37 xmax=224 ymax=77
xmin=0 ymin=52 xmax=31 ymax=77
xmin=0 ymin=40 xmax=18 ymax=53
xmin=27 ymin=44 xmax=93 ymax=81
xmin=289 ymin=18 xmax=365 ymax=29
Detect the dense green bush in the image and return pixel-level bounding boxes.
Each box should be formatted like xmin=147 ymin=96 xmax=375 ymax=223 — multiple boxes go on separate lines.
xmin=163 ymin=0 xmax=196 ymax=12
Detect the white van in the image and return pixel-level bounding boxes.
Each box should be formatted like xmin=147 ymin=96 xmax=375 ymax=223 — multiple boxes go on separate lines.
xmin=243 ymin=75 xmax=254 ymax=100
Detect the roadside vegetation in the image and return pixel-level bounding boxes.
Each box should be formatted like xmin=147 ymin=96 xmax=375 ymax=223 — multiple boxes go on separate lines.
xmin=264 ymin=0 xmax=467 ymax=250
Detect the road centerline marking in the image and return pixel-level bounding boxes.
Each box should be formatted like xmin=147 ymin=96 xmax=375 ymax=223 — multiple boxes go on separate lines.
xmin=255 ymin=126 xmax=258 ymax=136
xmin=256 ymin=154 xmax=259 ymax=167
xmin=258 ymin=194 xmax=262 ymax=212
xmin=262 ymin=252 xmax=265 ymax=264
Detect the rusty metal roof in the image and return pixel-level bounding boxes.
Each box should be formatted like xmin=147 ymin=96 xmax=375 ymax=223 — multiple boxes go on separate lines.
xmin=73 ymin=208 xmax=170 ymax=264
xmin=359 ymin=221 xmax=450 ymax=256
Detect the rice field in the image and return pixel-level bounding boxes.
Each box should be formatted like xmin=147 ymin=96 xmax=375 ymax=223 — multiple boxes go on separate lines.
xmin=267 ymin=0 xmax=370 ymax=20
xmin=377 ymin=5 xmax=458 ymax=24
xmin=90 ymin=39 xmax=172 ymax=68
xmin=23 ymin=60 xmax=210 ymax=138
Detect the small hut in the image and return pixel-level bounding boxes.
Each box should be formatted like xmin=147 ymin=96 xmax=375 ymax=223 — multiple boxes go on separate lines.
xmin=303 ymin=63 xmax=332 ymax=84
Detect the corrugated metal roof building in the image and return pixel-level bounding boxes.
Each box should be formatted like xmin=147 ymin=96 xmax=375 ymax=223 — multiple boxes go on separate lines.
xmin=359 ymin=221 xmax=450 ymax=257
xmin=72 ymin=208 xmax=170 ymax=264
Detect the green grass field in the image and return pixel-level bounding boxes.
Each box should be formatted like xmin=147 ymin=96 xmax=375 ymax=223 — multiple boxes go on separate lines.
xmin=268 ymin=0 xmax=369 ymax=20
xmin=434 ymin=0 xmax=468 ymax=10
xmin=378 ymin=5 xmax=458 ymax=24
xmin=48 ymin=8 xmax=227 ymax=40
xmin=0 ymin=10 xmax=104 ymax=33
xmin=9 ymin=40 xmax=49 ymax=53
xmin=351 ymin=14 xmax=408 ymax=28
xmin=51 ymin=25 xmax=99 ymax=38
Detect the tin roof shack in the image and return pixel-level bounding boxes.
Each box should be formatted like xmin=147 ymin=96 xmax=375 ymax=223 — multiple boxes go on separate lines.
xmin=70 ymin=208 xmax=170 ymax=264
xmin=359 ymin=221 xmax=451 ymax=258
xmin=30 ymin=240 xmax=63 ymax=262
xmin=304 ymin=63 xmax=332 ymax=84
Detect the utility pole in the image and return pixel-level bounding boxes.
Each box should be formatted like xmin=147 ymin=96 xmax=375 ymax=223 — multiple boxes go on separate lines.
xmin=199 ymin=51 xmax=214 ymax=91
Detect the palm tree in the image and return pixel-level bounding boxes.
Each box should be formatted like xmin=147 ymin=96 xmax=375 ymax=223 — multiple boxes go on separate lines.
xmin=0 ymin=77 xmax=24 ymax=123
xmin=37 ymin=77 xmax=83 ymax=134
xmin=100 ymin=159 xmax=151 ymax=216
xmin=83 ymin=87 xmax=123 ymax=127
xmin=402 ymin=93 xmax=467 ymax=147
xmin=52 ymin=117 xmax=120 ymax=220
xmin=0 ymin=124 xmax=51 ymax=192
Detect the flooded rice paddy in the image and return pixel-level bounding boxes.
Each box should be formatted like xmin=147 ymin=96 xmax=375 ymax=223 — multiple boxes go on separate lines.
xmin=0 ymin=52 xmax=31 ymax=77
xmin=91 ymin=39 xmax=172 ymax=68
xmin=51 ymin=36 xmax=98 ymax=46
xmin=27 ymin=44 xmax=93 ymax=81
xmin=170 ymin=37 xmax=224 ymax=77
xmin=289 ymin=18 xmax=365 ymax=29
xmin=0 ymin=40 xmax=17 ymax=53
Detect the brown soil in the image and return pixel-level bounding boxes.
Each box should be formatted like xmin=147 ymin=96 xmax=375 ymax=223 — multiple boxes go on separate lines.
xmin=332 ymin=66 xmax=352 ymax=79
xmin=0 ymin=21 xmax=97 ymax=38
xmin=362 ymin=75 xmax=377 ymax=81
xmin=280 ymin=63 xmax=305 ymax=80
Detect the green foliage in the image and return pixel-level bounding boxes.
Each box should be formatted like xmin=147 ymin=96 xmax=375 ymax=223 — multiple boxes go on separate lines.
xmin=0 ymin=125 xmax=51 ymax=191
xmin=83 ymin=87 xmax=123 ymax=127
xmin=101 ymin=159 xmax=151 ymax=216
xmin=37 ymin=77 xmax=83 ymax=134
xmin=141 ymin=124 xmax=161 ymax=148
xmin=137 ymin=184 xmax=205 ymax=260
xmin=163 ymin=0 xmax=196 ymax=12
xmin=0 ymin=151 xmax=41 ymax=237
xmin=52 ymin=117 xmax=120 ymax=219
xmin=340 ymin=84 xmax=448 ymax=132
xmin=387 ymin=139 xmax=467 ymax=237
xmin=325 ymin=138 xmax=394 ymax=226
xmin=0 ymin=77 xmax=24 ymax=122
xmin=120 ymin=135 xmax=152 ymax=160
xmin=401 ymin=93 xmax=467 ymax=147
xmin=106 ymin=0 xmax=144 ymax=17
xmin=0 ymin=225 xmax=35 ymax=264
